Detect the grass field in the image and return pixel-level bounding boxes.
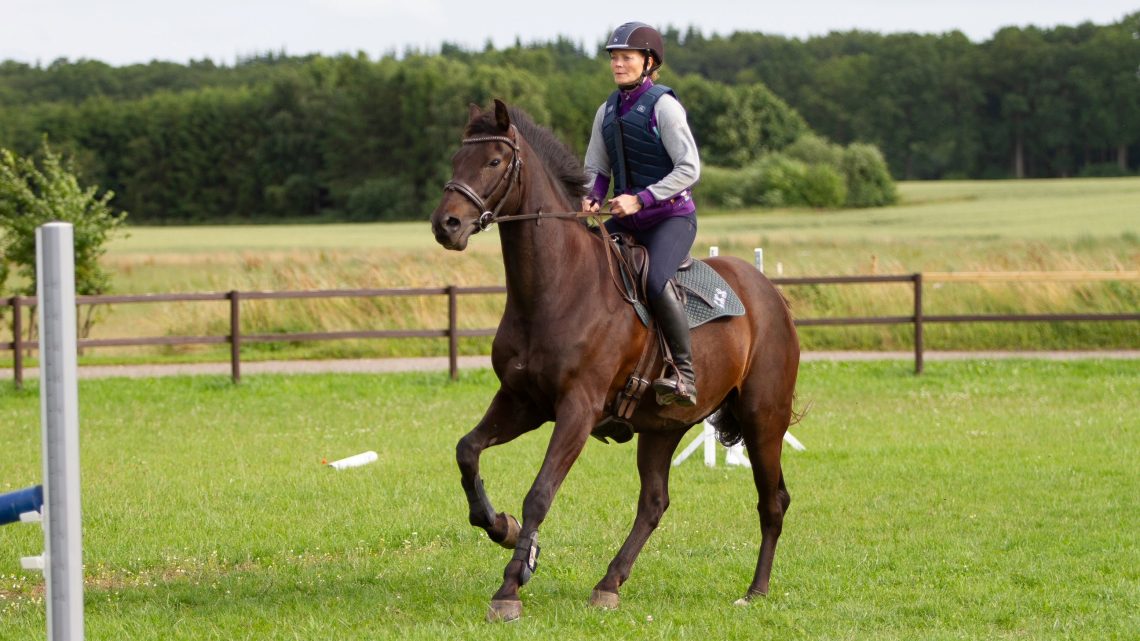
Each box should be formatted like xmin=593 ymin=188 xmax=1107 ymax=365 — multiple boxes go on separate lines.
xmin=1 ymin=360 xmax=1137 ymax=639
xmin=1 ymin=178 xmax=1138 ymax=364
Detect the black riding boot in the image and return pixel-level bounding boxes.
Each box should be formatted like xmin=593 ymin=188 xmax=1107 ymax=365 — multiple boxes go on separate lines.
xmin=649 ymin=282 xmax=697 ymax=406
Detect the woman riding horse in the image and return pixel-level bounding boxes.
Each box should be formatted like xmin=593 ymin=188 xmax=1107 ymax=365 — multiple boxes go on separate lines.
xmin=582 ymin=21 xmax=701 ymax=407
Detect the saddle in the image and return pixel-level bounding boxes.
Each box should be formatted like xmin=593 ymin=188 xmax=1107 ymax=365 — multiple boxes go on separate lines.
xmin=590 ymin=232 xmax=743 ymax=445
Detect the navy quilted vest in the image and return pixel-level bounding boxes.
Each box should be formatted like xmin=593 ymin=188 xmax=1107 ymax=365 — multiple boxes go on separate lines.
xmin=602 ymin=84 xmax=676 ymax=194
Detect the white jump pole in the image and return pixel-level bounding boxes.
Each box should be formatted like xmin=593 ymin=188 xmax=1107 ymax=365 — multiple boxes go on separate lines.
xmin=36 ymin=222 xmax=85 ymax=641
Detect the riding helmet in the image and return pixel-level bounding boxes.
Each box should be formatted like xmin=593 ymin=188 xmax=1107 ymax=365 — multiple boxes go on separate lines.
xmin=605 ymin=22 xmax=665 ymax=68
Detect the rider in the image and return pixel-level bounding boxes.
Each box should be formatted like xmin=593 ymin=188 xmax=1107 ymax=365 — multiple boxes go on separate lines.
xmin=582 ymin=21 xmax=701 ymax=407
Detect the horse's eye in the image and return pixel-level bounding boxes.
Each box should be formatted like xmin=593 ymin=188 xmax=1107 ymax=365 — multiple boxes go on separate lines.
xmin=489 ymin=159 xmax=502 ymax=168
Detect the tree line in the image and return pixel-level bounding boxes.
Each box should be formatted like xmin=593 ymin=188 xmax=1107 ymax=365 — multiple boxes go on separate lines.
xmin=0 ymin=48 xmax=842 ymax=222
xmin=0 ymin=13 xmax=1135 ymax=223
xmin=662 ymin=14 xmax=1140 ymax=179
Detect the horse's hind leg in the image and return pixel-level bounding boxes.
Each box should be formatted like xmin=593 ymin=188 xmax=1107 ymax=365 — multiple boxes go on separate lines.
xmin=457 ymin=389 xmax=545 ymax=549
xmin=738 ymin=400 xmax=794 ymax=603
xmin=590 ymin=429 xmax=688 ymax=609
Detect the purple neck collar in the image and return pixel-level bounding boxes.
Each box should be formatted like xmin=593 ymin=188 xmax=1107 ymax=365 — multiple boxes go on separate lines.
xmin=617 ymin=78 xmax=654 ymax=116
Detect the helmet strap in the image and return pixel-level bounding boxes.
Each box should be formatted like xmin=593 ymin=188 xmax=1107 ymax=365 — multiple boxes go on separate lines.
xmin=641 ymin=53 xmax=660 ymax=80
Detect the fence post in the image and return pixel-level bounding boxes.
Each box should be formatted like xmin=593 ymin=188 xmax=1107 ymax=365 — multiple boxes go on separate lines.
xmin=13 ymin=296 xmax=23 ymax=390
xmin=447 ymin=286 xmax=458 ymax=381
xmin=229 ymin=291 xmax=241 ymax=383
xmin=914 ymin=273 xmax=924 ymax=375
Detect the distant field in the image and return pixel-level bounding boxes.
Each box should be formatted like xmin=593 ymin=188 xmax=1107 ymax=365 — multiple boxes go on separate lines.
xmin=1 ymin=360 xmax=1137 ymax=640
xmin=2 ymin=178 xmax=1137 ymax=365
xmin=107 ymin=178 xmax=1140 ymax=255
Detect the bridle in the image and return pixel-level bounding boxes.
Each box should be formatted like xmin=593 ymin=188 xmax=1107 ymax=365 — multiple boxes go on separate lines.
xmin=443 ymin=129 xmax=525 ymax=231
xmin=443 ymin=127 xmax=596 ymax=230
xmin=442 ymin=124 xmax=635 ymax=305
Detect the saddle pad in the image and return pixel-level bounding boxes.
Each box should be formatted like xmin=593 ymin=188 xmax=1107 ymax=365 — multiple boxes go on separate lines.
xmin=634 ymin=260 xmax=745 ymax=329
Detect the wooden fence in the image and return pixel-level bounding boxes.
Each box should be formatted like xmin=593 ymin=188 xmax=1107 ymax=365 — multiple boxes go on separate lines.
xmin=3 ymin=272 xmax=1138 ymax=388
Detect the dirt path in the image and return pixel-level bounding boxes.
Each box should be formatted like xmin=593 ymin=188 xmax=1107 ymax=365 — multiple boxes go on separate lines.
xmin=3 ymin=351 xmax=1137 ymax=381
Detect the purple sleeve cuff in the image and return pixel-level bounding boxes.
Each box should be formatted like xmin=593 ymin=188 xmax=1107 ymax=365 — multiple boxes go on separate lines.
xmin=589 ymin=175 xmax=610 ymax=203
xmin=636 ymin=190 xmax=656 ymax=208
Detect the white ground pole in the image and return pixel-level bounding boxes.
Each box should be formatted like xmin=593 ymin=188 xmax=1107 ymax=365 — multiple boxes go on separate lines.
xmin=36 ymin=222 xmax=85 ymax=641
xmin=673 ymin=247 xmax=804 ymax=468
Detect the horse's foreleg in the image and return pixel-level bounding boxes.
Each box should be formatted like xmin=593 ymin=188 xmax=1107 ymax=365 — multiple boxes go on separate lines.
xmin=487 ymin=400 xmax=595 ymax=622
xmin=589 ymin=429 xmax=687 ymax=609
xmin=457 ymin=390 xmax=545 ymax=549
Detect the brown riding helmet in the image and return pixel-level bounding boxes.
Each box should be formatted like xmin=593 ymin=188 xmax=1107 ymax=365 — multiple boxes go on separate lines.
xmin=605 ymin=22 xmax=664 ymax=74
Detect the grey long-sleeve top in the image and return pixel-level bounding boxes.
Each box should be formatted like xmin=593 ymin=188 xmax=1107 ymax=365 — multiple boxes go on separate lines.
xmin=583 ymin=85 xmax=701 ymax=219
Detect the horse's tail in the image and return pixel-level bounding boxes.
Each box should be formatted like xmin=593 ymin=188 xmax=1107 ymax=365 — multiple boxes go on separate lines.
xmin=789 ymin=392 xmax=811 ymax=427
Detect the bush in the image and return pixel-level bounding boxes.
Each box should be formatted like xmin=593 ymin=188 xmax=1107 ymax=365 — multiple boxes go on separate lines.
xmin=784 ymin=134 xmax=844 ymax=169
xmin=697 ymin=139 xmax=894 ymax=210
xmin=799 ymin=164 xmax=848 ymax=208
xmin=264 ymin=174 xmax=324 ymax=218
xmin=696 ymin=165 xmax=746 ymax=208
xmin=1077 ymin=162 xmax=1132 ymax=178
xmin=344 ymin=176 xmax=416 ymax=222
xmin=744 ymin=154 xmax=806 ymax=207
xmin=842 ymin=143 xmax=898 ymax=207
xmin=0 ymin=140 xmax=127 ymax=298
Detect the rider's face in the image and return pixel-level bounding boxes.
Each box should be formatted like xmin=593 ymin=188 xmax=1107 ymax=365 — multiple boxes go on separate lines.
xmin=610 ymin=50 xmax=647 ymax=86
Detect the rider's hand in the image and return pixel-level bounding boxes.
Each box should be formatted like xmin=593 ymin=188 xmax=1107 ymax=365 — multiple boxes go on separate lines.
xmin=581 ymin=197 xmax=601 ymax=213
xmin=607 ymin=194 xmax=642 ymax=217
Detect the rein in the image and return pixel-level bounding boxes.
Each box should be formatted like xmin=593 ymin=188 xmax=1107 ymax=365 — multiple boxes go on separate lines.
xmin=443 ymin=128 xmax=603 ymax=229
xmin=443 ymin=127 xmax=633 ymax=305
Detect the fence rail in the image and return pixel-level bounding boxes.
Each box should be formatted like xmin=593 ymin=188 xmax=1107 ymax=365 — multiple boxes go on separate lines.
xmin=4 ymin=273 xmax=1138 ymax=388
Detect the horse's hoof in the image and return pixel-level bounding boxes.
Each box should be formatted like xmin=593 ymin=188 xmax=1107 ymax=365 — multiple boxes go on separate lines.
xmin=487 ymin=599 xmax=522 ymax=622
xmin=589 ymin=589 xmax=620 ymax=609
xmin=733 ymin=590 xmax=766 ymax=606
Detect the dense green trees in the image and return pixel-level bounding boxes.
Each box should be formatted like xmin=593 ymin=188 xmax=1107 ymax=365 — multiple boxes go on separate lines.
xmin=0 ymin=49 xmax=820 ymax=222
xmin=0 ymin=13 xmax=1134 ymax=222
xmin=665 ymin=12 xmax=1140 ymax=179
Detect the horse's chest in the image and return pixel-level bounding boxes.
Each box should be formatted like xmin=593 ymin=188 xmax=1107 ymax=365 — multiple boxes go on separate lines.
xmin=497 ymin=338 xmax=577 ymax=392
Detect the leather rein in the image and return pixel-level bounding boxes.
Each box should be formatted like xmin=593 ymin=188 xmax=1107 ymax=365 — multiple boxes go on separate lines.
xmin=443 ymin=128 xmax=597 ymax=230
xmin=442 ymin=128 xmax=636 ymax=305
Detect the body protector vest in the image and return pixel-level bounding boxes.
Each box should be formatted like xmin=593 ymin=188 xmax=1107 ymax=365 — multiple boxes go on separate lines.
xmin=602 ymin=84 xmax=676 ymax=195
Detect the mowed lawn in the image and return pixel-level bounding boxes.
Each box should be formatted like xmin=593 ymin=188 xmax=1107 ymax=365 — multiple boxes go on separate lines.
xmin=1 ymin=359 xmax=1136 ymax=640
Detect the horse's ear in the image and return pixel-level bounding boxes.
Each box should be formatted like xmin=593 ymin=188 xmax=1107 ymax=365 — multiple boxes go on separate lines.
xmin=493 ymin=99 xmax=511 ymax=132
xmin=468 ymin=102 xmax=481 ymax=122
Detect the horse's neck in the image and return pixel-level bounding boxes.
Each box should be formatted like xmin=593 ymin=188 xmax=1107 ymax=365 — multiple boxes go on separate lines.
xmin=498 ymin=157 xmax=600 ymax=317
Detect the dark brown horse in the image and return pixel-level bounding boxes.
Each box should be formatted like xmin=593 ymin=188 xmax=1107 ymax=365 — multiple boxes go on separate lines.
xmin=430 ymin=100 xmax=800 ymax=622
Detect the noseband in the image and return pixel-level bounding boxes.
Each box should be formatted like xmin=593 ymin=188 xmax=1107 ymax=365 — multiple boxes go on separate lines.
xmin=443 ymin=129 xmax=523 ymax=231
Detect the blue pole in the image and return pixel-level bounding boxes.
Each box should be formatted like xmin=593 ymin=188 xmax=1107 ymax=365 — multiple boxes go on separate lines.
xmin=0 ymin=485 xmax=43 ymax=525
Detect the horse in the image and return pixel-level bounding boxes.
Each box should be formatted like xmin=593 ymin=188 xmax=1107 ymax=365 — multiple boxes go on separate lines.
xmin=430 ymin=99 xmax=800 ymax=622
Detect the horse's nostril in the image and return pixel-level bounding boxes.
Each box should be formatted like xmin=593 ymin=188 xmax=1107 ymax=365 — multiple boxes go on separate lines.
xmin=445 ymin=216 xmax=461 ymax=230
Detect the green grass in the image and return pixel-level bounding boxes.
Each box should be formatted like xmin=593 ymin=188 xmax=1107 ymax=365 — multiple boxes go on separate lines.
xmin=701 ymin=177 xmax=1140 ymax=242
xmin=104 ymin=178 xmax=1140 ymax=253
xmin=1 ymin=360 xmax=1137 ymax=639
xmin=1 ymin=178 xmax=1137 ymax=365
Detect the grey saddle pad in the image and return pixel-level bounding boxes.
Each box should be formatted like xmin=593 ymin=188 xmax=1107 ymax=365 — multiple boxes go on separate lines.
xmin=633 ymin=260 xmax=745 ymax=328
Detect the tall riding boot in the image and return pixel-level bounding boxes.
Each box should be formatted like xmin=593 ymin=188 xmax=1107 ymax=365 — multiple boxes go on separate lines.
xmin=649 ymin=282 xmax=697 ymax=406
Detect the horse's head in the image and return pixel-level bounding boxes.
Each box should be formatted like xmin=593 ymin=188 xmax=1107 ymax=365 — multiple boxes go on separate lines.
xmin=431 ymin=99 xmax=521 ymax=251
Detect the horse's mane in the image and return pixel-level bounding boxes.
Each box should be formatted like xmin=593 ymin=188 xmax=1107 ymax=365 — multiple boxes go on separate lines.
xmin=466 ymin=105 xmax=588 ymax=202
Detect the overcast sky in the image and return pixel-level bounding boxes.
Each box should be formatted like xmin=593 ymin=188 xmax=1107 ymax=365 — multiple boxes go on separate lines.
xmin=2 ymin=0 xmax=1137 ymax=66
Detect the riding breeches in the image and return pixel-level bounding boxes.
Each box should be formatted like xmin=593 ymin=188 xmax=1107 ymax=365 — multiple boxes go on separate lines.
xmin=606 ymin=213 xmax=697 ymax=298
